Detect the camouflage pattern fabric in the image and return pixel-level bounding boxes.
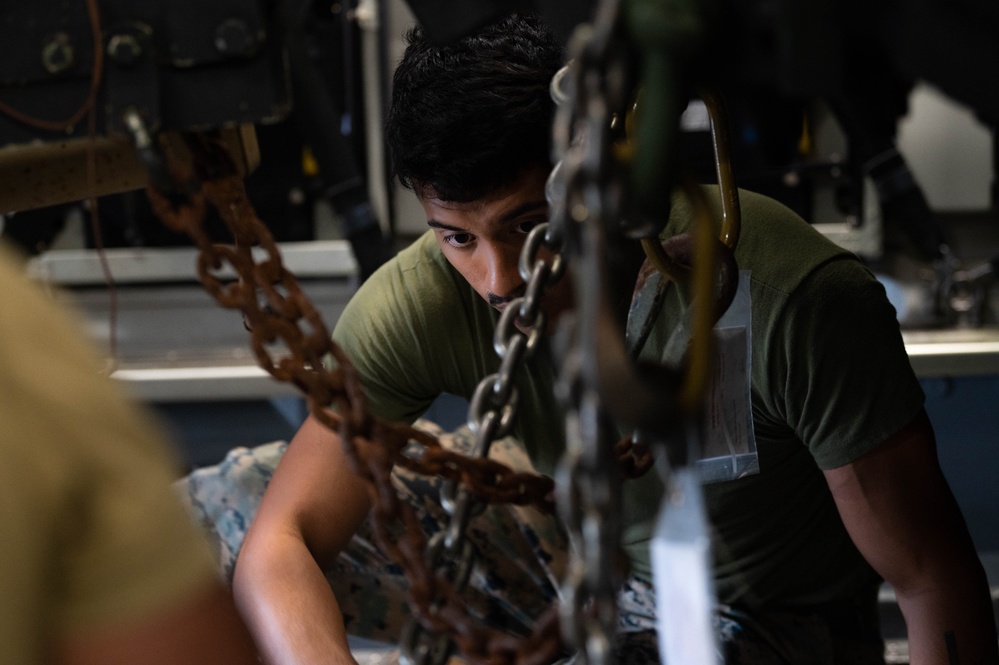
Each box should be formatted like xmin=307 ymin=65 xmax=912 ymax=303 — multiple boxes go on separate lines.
xmin=177 ymin=419 xmax=882 ymax=664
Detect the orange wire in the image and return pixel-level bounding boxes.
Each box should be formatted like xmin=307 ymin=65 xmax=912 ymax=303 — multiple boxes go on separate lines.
xmin=0 ymin=0 xmax=118 ymax=362
xmin=79 ymin=0 xmax=118 ymax=363
xmin=86 ymin=99 xmax=118 ymax=363
xmin=0 ymin=0 xmax=104 ymax=133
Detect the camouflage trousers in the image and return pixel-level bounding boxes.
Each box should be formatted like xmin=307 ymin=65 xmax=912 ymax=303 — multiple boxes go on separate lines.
xmin=177 ymin=419 xmax=883 ymax=665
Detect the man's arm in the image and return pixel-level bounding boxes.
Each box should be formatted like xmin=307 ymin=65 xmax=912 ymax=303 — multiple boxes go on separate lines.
xmin=233 ymin=414 xmax=374 ymax=665
xmin=824 ymin=409 xmax=998 ymax=665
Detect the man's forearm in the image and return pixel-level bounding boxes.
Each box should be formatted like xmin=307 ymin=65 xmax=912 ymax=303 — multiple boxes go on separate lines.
xmin=897 ymin=569 xmax=998 ymax=665
xmin=233 ymin=536 xmax=357 ymax=665
xmin=824 ymin=414 xmax=998 ymax=665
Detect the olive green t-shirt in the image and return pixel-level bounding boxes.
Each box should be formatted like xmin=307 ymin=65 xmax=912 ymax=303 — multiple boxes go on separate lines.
xmin=0 ymin=245 xmax=218 ymax=665
xmin=332 ymin=186 xmax=924 ymax=608
xmin=636 ymin=188 xmax=925 ymax=607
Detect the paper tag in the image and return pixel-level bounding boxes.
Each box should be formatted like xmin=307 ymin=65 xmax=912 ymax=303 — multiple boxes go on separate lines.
xmin=696 ymin=270 xmax=759 ymax=483
xmin=652 ymin=469 xmax=719 ymax=665
xmin=701 ymin=326 xmax=750 ymax=459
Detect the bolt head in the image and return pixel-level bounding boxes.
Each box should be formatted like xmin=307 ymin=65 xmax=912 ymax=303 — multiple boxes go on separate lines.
xmin=108 ymin=33 xmax=142 ymax=65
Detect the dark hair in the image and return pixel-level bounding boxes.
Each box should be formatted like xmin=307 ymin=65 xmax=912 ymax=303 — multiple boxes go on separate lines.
xmin=385 ymin=13 xmax=565 ymax=202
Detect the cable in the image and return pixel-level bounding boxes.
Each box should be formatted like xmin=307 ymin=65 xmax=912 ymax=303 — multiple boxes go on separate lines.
xmin=0 ymin=0 xmax=118 ymax=363
xmin=0 ymin=0 xmax=104 ymax=133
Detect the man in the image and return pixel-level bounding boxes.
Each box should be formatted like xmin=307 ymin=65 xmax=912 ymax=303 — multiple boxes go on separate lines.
xmin=232 ymin=12 xmax=997 ymax=665
xmin=0 ymin=241 xmax=260 ymax=665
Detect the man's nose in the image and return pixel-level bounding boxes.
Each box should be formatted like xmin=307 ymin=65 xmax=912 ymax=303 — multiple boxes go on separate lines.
xmin=485 ymin=244 xmax=524 ymax=301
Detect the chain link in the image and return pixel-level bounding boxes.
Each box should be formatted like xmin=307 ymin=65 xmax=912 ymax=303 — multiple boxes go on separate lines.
xmin=146 ymin=130 xmax=566 ymax=665
xmin=550 ymin=1 xmax=636 ymax=664
xmin=401 ymin=216 xmax=568 ymax=665
xmin=141 ymin=11 xmax=661 ymax=656
xmin=32 ymin=0 xmax=747 ymax=657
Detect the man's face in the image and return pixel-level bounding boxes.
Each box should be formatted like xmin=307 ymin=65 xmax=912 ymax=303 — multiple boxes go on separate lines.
xmin=420 ymin=166 xmax=573 ymax=333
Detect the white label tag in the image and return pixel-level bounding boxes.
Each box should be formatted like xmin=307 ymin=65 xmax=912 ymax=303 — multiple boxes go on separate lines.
xmin=652 ymin=469 xmax=719 ymax=665
xmin=702 ymin=326 xmax=750 ymax=459
xmin=696 ymin=270 xmax=759 ymax=483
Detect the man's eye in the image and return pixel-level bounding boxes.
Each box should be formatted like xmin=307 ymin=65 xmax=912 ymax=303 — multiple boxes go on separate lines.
xmin=446 ymin=233 xmax=473 ymax=247
xmin=517 ymin=220 xmax=540 ymax=234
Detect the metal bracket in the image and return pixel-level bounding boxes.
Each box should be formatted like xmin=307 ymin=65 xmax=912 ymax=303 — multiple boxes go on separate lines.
xmin=103 ymin=20 xmax=160 ymax=138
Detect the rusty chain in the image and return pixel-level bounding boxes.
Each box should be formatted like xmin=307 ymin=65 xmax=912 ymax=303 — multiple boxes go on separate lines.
xmin=132 ymin=1 xmax=697 ymax=653
xmin=550 ymin=0 xmax=747 ymax=660
xmin=146 ymin=130 xmax=567 ymax=665
xmin=143 ymin=123 xmax=660 ymax=664
xmin=400 ymin=183 xmax=569 ymax=665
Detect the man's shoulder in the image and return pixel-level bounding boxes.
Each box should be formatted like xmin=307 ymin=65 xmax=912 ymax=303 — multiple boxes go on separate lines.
xmin=735 ymin=188 xmax=852 ymax=278
xmin=392 ymin=231 xmax=469 ymax=292
xmin=662 ymin=185 xmax=882 ymax=337
xmin=333 ymin=230 xmax=487 ymax=352
xmin=352 ymin=231 xmax=466 ymax=313
xmin=392 ymin=230 xmax=448 ymax=273
xmin=688 ymin=186 xmax=858 ymax=299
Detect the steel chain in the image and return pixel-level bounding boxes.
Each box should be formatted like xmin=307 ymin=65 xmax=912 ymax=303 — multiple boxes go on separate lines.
xmin=145 ymin=25 xmax=655 ymax=656
xmin=145 ymin=131 xmax=566 ymax=665
xmin=551 ymin=1 xmax=636 ymax=664
xmin=401 ymin=217 xmax=568 ymax=665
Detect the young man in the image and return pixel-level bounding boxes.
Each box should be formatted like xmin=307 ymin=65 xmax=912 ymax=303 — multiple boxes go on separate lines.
xmin=231 ymin=12 xmax=997 ymax=665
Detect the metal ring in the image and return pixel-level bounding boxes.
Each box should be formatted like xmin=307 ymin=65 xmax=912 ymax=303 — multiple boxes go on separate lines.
xmin=494 ymin=298 xmax=526 ymax=356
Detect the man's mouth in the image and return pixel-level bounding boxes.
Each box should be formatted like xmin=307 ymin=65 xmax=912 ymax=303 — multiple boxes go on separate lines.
xmin=487 ymin=294 xmax=509 ymax=309
xmin=492 ymin=302 xmax=529 ymax=332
